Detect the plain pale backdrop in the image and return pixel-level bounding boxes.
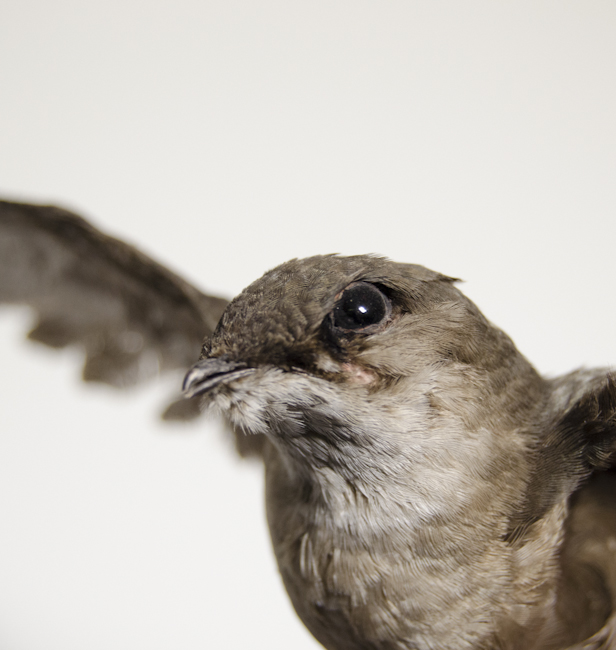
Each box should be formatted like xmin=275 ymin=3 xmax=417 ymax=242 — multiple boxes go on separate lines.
xmin=1 ymin=2 xmax=615 ymax=649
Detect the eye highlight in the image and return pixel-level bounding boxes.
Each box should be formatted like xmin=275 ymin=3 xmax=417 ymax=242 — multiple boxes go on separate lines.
xmin=330 ymin=282 xmax=391 ymax=333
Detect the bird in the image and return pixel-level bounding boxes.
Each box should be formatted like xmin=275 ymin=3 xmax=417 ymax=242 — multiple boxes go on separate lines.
xmin=1 ymin=198 xmax=615 ymax=650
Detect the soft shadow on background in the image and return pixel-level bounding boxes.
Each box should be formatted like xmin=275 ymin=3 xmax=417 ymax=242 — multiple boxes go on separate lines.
xmin=1 ymin=2 xmax=615 ymax=649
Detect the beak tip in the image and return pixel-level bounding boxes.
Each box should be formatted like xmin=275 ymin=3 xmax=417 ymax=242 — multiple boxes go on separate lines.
xmin=182 ymin=357 xmax=252 ymax=400
xmin=182 ymin=367 xmax=201 ymax=398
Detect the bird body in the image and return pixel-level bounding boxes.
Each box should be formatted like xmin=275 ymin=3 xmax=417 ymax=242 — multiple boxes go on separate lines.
xmin=185 ymin=255 xmax=616 ymax=649
xmin=2 ymin=200 xmax=615 ymax=649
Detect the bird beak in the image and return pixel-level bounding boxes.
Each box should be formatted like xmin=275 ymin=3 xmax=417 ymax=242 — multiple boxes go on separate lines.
xmin=182 ymin=357 xmax=253 ymax=398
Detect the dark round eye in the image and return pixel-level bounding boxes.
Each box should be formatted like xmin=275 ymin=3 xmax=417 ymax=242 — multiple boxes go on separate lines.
xmin=331 ymin=282 xmax=391 ymax=332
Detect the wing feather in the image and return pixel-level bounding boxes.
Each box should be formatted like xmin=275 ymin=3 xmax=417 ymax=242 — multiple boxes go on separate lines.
xmin=0 ymin=198 xmax=228 ymax=400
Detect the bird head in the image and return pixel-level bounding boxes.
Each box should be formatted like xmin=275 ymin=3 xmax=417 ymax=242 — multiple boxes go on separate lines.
xmin=183 ymin=255 xmax=544 ymax=501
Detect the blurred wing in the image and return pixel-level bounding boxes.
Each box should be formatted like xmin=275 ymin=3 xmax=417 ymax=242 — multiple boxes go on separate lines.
xmin=0 ymin=199 xmax=229 ymax=418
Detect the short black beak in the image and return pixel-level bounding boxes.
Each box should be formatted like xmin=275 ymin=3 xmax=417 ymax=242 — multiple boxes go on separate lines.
xmin=182 ymin=357 xmax=254 ymax=398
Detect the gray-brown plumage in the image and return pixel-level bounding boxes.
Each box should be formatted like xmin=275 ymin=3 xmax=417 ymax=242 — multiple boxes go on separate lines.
xmin=2 ymin=199 xmax=616 ymax=649
xmin=0 ymin=199 xmax=227 ymax=420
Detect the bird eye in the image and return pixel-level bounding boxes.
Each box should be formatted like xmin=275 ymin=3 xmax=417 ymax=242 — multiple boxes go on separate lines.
xmin=330 ymin=282 xmax=391 ymax=332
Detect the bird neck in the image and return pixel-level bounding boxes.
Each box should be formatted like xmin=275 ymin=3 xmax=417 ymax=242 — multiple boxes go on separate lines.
xmin=261 ymin=406 xmax=575 ymax=650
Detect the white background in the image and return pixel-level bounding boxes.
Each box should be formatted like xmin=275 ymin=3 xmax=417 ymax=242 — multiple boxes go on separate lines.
xmin=1 ymin=2 xmax=615 ymax=649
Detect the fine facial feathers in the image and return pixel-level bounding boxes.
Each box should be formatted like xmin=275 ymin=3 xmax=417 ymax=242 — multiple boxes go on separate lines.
xmin=2 ymin=199 xmax=616 ymax=649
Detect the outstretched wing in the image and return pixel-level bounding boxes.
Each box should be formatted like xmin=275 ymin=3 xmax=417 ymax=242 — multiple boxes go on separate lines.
xmin=0 ymin=199 xmax=229 ymax=419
